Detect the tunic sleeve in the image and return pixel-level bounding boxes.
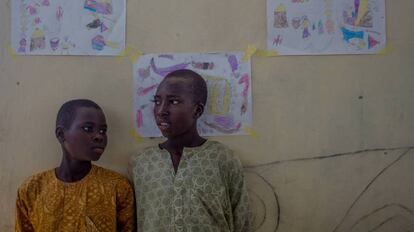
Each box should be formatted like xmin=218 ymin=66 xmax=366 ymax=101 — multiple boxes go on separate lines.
xmin=227 ymin=153 xmax=252 ymax=232
xmin=15 ymin=186 xmax=35 ymax=232
xmin=116 ymin=178 xmax=136 ymax=232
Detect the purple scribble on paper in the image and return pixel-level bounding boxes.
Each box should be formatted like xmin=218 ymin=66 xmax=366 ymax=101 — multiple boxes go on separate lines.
xmin=214 ymin=116 xmax=235 ymax=129
xmin=150 ymin=58 xmax=189 ymax=77
xmin=227 ymin=55 xmax=238 ymax=72
xmin=27 ymin=5 xmax=37 ymax=15
xmin=41 ymin=0 xmax=50 ymax=6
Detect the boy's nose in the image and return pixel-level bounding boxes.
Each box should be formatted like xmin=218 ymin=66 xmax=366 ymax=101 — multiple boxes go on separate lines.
xmin=156 ymin=103 xmax=169 ymax=116
xmin=93 ymin=133 xmax=105 ymax=143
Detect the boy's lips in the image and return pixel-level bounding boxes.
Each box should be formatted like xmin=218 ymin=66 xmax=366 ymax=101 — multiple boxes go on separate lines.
xmin=157 ymin=122 xmax=170 ymax=131
xmin=91 ymin=146 xmax=105 ymax=154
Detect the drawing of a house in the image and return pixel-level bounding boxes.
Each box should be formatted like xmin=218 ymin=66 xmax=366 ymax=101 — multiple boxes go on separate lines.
xmin=84 ymin=0 xmax=113 ymax=15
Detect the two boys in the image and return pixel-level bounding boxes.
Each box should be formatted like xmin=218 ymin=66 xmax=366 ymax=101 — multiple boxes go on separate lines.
xmin=16 ymin=69 xmax=251 ymax=231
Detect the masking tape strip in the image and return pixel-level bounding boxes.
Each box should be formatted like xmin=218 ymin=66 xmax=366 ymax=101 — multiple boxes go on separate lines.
xmin=116 ymin=44 xmax=143 ymax=63
xmin=243 ymin=127 xmax=259 ymax=138
xmin=242 ymin=45 xmax=257 ymax=62
xmin=115 ymin=45 xmax=133 ymax=63
xmin=129 ymin=50 xmax=143 ymax=63
xmin=255 ymin=49 xmax=279 ymax=57
xmin=129 ymin=129 xmax=142 ymax=143
xmin=378 ymin=43 xmax=392 ymax=55
xmin=7 ymin=45 xmax=17 ymax=61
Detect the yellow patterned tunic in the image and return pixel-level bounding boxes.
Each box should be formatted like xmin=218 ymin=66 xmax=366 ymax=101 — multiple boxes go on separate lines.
xmin=15 ymin=165 xmax=135 ymax=232
xmin=129 ymin=140 xmax=252 ymax=232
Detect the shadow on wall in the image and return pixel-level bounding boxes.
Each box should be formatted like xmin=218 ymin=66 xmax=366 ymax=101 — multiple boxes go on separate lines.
xmin=245 ymin=147 xmax=414 ymax=232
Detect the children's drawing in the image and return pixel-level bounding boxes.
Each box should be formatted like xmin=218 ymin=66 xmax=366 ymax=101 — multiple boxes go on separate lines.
xmin=133 ymin=52 xmax=252 ymax=137
xmin=267 ymin=0 xmax=386 ymax=54
xmin=274 ymin=4 xmax=289 ymax=28
xmin=11 ymin=0 xmax=125 ymax=55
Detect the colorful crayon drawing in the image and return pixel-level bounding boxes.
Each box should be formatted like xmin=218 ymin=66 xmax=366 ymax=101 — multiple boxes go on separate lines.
xmin=84 ymin=0 xmax=113 ymax=15
xmin=133 ymin=52 xmax=252 ymax=137
xmin=30 ymin=28 xmax=46 ymax=51
xmin=274 ymin=4 xmax=289 ymax=28
xmin=267 ymin=0 xmax=386 ymax=54
xmin=11 ymin=0 xmax=125 ymax=55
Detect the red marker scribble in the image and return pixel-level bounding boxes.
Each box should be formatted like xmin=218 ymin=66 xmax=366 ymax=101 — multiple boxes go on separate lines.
xmin=136 ymin=110 xmax=143 ymax=128
xmin=137 ymin=84 xmax=158 ymax=96
xmin=56 ymin=6 xmax=63 ymax=21
xmin=238 ymin=74 xmax=249 ymax=97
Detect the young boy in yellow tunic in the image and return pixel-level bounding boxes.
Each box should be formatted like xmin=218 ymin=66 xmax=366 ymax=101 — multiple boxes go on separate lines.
xmin=129 ymin=69 xmax=252 ymax=232
xmin=15 ymin=99 xmax=136 ymax=232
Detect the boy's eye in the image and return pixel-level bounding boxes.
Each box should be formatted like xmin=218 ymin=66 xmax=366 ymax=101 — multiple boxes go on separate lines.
xmin=82 ymin=126 xmax=93 ymax=132
xmin=152 ymin=99 xmax=160 ymax=105
xmin=170 ymin=100 xmax=180 ymax=105
xmin=99 ymin=128 xmax=107 ymax=134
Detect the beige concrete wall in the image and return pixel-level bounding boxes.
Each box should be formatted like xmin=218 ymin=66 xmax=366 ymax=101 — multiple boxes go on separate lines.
xmin=1 ymin=0 xmax=413 ymax=231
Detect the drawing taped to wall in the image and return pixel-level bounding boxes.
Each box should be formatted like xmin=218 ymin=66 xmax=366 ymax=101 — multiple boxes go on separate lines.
xmin=267 ymin=0 xmax=386 ymax=55
xmin=133 ymin=52 xmax=252 ymax=137
xmin=11 ymin=0 xmax=125 ymax=55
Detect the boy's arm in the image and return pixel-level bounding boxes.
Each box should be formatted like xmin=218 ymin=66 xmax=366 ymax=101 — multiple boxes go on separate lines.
xmin=228 ymin=155 xmax=252 ymax=232
xmin=15 ymin=188 xmax=35 ymax=232
xmin=116 ymin=179 xmax=136 ymax=232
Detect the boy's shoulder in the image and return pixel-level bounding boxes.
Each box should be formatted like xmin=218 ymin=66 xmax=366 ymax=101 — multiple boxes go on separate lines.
xmin=204 ymin=140 xmax=235 ymax=159
xmin=93 ymin=165 xmax=131 ymax=184
xmin=130 ymin=145 xmax=162 ymax=162
xmin=17 ymin=168 xmax=55 ymax=196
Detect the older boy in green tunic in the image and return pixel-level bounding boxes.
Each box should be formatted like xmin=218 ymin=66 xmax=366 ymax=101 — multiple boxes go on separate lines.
xmin=130 ymin=69 xmax=251 ymax=232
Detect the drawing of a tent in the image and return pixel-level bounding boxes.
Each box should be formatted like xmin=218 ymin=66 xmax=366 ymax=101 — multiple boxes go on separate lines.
xmin=84 ymin=0 xmax=113 ymax=15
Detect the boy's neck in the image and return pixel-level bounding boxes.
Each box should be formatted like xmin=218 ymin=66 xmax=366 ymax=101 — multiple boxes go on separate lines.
xmin=162 ymin=133 xmax=206 ymax=154
xmin=55 ymin=155 xmax=92 ymax=183
xmin=162 ymin=134 xmax=206 ymax=174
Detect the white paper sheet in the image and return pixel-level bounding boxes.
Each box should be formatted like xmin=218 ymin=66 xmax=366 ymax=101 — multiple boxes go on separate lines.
xmin=11 ymin=0 xmax=125 ymax=55
xmin=133 ymin=52 xmax=253 ymax=137
xmin=267 ymin=0 xmax=386 ymax=55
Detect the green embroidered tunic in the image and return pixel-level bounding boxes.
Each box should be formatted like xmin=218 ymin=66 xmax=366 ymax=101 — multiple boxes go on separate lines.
xmin=129 ymin=140 xmax=251 ymax=232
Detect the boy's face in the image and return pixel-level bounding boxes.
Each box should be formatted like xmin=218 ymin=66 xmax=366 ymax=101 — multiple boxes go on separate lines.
xmin=60 ymin=107 xmax=107 ymax=161
xmin=153 ymin=77 xmax=198 ymax=138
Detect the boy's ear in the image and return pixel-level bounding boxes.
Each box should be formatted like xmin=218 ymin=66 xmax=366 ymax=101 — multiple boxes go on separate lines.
xmin=194 ymin=103 xmax=204 ymax=118
xmin=55 ymin=126 xmax=65 ymax=143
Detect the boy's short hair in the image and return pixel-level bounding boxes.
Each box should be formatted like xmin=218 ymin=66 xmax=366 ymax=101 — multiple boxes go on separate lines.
xmin=164 ymin=69 xmax=208 ymax=106
xmin=56 ymin=99 xmax=102 ymax=129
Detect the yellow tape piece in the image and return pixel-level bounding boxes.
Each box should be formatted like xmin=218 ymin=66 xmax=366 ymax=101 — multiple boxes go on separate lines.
xmin=255 ymin=49 xmax=279 ymax=57
xmin=106 ymin=41 xmax=119 ymax=49
xmin=129 ymin=50 xmax=143 ymax=63
xmin=7 ymin=45 xmax=17 ymax=61
xmin=378 ymin=43 xmax=392 ymax=55
xmin=115 ymin=45 xmax=132 ymax=63
xmin=242 ymin=45 xmax=257 ymax=62
xmin=129 ymin=129 xmax=142 ymax=144
xmin=243 ymin=127 xmax=259 ymax=138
